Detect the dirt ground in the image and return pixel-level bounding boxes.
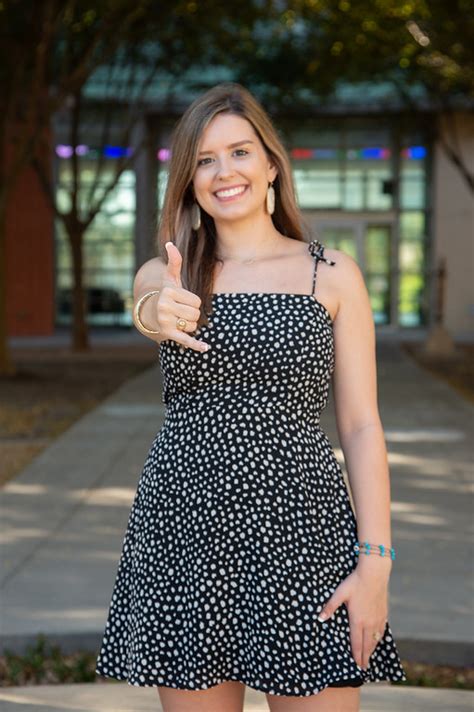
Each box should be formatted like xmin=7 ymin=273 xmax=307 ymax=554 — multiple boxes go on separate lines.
xmin=0 ymin=343 xmax=157 ymax=487
xmin=401 ymin=342 xmax=474 ymax=403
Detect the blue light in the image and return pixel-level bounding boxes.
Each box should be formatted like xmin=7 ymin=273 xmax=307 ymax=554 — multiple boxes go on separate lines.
xmin=408 ymin=146 xmax=426 ymax=159
xmin=103 ymin=146 xmax=131 ymax=158
xmin=315 ymin=148 xmax=338 ymax=160
xmin=362 ymin=147 xmax=384 ymax=160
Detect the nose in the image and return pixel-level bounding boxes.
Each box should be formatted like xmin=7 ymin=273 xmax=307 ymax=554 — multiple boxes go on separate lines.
xmin=215 ymin=155 xmax=236 ymax=180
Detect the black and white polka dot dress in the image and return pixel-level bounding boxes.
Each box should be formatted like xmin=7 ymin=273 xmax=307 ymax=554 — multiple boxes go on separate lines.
xmin=95 ymin=238 xmax=407 ymax=696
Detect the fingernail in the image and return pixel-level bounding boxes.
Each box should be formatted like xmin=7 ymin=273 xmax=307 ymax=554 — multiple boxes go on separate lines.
xmin=200 ymin=343 xmax=210 ymax=351
xmin=317 ymin=612 xmax=328 ymax=622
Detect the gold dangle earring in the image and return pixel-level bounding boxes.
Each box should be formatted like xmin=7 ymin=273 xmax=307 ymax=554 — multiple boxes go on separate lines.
xmin=191 ymin=202 xmax=201 ymax=231
xmin=266 ymin=180 xmax=275 ymax=215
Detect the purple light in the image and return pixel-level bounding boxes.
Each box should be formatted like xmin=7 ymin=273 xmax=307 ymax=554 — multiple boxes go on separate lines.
xmin=56 ymin=144 xmax=73 ymax=159
xmin=157 ymin=148 xmax=171 ymax=161
xmin=75 ymin=144 xmax=89 ymax=156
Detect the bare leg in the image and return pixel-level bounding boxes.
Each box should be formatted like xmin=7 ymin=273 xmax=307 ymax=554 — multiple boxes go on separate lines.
xmin=266 ymin=686 xmax=360 ymax=712
xmin=157 ymin=680 xmax=246 ymax=712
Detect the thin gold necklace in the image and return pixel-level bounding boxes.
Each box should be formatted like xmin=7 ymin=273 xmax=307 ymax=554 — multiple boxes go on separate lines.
xmin=216 ymin=253 xmax=259 ymax=265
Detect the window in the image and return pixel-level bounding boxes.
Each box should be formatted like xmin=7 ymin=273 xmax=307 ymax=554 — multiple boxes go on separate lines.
xmin=55 ymin=162 xmax=136 ymax=326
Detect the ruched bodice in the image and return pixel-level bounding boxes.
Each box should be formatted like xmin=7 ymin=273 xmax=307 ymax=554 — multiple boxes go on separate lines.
xmin=160 ymin=292 xmax=334 ymax=429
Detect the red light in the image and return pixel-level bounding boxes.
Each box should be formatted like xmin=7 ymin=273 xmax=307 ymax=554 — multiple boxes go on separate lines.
xmin=291 ymin=148 xmax=314 ymax=159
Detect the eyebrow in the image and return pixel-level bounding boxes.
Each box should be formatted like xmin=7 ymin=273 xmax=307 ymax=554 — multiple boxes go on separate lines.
xmin=198 ymin=140 xmax=255 ymax=157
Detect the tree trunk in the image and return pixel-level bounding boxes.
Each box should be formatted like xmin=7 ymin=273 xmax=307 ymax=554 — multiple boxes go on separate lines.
xmin=0 ymin=192 xmax=15 ymax=375
xmin=69 ymin=229 xmax=89 ymax=351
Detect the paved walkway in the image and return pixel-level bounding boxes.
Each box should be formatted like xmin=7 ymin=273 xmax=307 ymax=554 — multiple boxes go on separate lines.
xmin=0 ymin=681 xmax=472 ymax=712
xmin=0 ymin=339 xmax=473 ymax=708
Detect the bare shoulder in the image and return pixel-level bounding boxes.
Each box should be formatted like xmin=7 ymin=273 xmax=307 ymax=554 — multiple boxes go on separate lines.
xmin=326 ymin=247 xmax=364 ymax=286
xmin=325 ymin=247 xmax=372 ymax=327
xmin=133 ymin=256 xmax=167 ymax=298
xmin=318 ymin=246 xmax=368 ymax=323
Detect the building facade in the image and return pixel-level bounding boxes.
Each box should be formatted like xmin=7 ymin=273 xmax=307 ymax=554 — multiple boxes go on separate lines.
xmin=6 ymin=90 xmax=474 ymax=341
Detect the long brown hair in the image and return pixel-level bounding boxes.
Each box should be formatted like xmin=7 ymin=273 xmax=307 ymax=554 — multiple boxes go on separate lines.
xmin=157 ymin=82 xmax=309 ymax=330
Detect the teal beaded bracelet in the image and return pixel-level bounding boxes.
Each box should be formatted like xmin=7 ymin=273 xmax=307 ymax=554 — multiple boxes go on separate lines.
xmin=354 ymin=540 xmax=396 ymax=560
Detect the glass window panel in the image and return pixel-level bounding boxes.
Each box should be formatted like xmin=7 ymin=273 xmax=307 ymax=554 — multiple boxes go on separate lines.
xmin=56 ymin=227 xmax=72 ymax=271
xmin=365 ymin=225 xmax=391 ymax=325
xmin=400 ymin=164 xmax=425 ymax=209
xmin=366 ymin=273 xmax=391 ymax=325
xmin=342 ymin=170 xmax=364 ymax=210
xmin=366 ymin=225 xmax=391 ymax=272
xmin=55 ymin=163 xmax=135 ymax=326
xmin=294 ymin=166 xmax=341 ymax=208
xmin=158 ymin=167 xmax=169 ymax=213
xmin=366 ymin=167 xmax=393 ymax=210
xmin=398 ymin=211 xmax=427 ymax=326
xmin=399 ymin=273 xmax=425 ymax=327
xmin=399 ymin=241 xmax=424 ymax=271
xmin=318 ymin=227 xmax=357 ymax=260
xmin=399 ymin=211 xmax=425 ymax=241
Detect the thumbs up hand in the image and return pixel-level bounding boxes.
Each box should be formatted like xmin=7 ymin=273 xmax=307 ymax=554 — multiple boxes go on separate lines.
xmin=163 ymin=240 xmax=183 ymax=290
xmin=154 ymin=242 xmax=210 ymax=352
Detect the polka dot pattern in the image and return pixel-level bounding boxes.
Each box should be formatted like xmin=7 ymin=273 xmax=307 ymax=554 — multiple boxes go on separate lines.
xmin=95 ymin=239 xmax=407 ymax=696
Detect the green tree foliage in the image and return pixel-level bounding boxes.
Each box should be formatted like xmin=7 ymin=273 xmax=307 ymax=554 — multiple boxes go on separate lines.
xmin=0 ymin=0 xmax=268 ymax=363
xmin=1 ymin=0 xmax=472 ymax=369
xmin=227 ymin=0 xmax=474 ymax=102
xmin=0 ymin=0 xmax=159 ymax=371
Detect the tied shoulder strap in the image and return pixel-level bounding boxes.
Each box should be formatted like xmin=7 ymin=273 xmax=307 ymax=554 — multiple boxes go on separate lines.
xmin=308 ymin=238 xmax=336 ymax=294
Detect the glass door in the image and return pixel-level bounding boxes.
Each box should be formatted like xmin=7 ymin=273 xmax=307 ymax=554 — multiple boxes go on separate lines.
xmin=314 ymin=221 xmax=393 ymax=326
xmin=364 ymin=225 xmax=392 ymax=326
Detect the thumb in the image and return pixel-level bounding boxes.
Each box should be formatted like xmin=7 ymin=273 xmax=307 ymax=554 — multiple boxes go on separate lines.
xmin=317 ymin=585 xmax=347 ymax=623
xmin=164 ymin=241 xmax=183 ymax=289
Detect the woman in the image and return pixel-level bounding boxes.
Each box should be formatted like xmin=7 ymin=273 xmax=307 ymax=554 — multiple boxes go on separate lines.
xmin=95 ymin=82 xmax=406 ymax=711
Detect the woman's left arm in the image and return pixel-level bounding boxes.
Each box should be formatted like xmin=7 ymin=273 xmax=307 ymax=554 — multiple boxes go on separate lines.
xmin=318 ymin=250 xmax=393 ymax=670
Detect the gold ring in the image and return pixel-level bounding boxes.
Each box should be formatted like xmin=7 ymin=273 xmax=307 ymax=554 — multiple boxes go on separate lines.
xmin=372 ymin=631 xmax=382 ymax=642
xmin=176 ymin=317 xmax=187 ymax=331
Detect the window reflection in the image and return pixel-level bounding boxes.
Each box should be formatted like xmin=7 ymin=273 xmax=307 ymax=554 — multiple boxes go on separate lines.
xmin=60 ymin=122 xmax=428 ymax=331
xmin=398 ymin=211 xmax=428 ymax=327
xmin=55 ymin=164 xmax=135 ymax=326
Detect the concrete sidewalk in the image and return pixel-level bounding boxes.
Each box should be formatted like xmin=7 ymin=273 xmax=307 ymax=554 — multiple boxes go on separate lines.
xmin=0 ymin=681 xmax=472 ymax=712
xmin=0 ymin=340 xmax=473 ymax=706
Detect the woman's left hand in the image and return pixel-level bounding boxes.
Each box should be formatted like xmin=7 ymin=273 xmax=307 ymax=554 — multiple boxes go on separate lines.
xmin=317 ymin=561 xmax=391 ymax=671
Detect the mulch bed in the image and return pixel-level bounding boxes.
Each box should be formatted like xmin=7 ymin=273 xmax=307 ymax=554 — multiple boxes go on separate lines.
xmin=0 ymin=638 xmax=472 ymax=689
xmin=401 ymin=342 xmax=474 ymax=403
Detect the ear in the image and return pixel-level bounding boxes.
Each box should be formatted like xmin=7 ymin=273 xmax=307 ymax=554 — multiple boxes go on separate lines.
xmin=268 ymin=162 xmax=278 ymax=184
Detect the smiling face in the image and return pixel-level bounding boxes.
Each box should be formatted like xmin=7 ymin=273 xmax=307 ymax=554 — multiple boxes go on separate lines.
xmin=191 ymin=113 xmax=278 ymax=225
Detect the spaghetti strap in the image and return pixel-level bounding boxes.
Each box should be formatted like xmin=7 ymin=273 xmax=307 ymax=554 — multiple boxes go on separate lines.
xmin=308 ymin=238 xmax=336 ymax=295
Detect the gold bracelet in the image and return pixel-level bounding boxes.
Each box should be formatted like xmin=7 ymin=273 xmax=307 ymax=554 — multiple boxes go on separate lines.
xmin=133 ymin=290 xmax=161 ymax=335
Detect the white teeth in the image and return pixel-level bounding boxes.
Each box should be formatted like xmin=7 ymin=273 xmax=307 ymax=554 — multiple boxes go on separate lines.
xmin=215 ymin=186 xmax=246 ymax=198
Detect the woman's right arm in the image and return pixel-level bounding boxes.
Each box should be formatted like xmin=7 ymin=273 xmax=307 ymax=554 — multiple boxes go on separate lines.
xmin=132 ymin=257 xmax=167 ymax=344
xmin=133 ymin=243 xmax=210 ymax=352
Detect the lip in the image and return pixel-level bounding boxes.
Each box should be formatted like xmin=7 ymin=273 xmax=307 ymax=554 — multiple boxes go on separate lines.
xmin=213 ymin=184 xmax=248 ymax=202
